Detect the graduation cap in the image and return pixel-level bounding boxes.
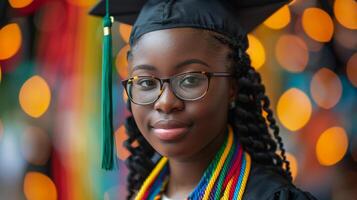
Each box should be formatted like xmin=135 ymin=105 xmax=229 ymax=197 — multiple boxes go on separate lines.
xmin=90 ymin=0 xmax=291 ymax=170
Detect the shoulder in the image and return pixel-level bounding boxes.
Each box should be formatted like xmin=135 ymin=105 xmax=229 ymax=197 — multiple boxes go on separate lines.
xmin=243 ymin=162 xmax=318 ymax=200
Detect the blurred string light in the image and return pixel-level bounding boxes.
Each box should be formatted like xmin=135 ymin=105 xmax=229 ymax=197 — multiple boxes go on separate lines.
xmin=116 ymin=44 xmax=130 ymax=79
xmin=21 ymin=126 xmax=51 ymax=166
xmin=275 ymin=34 xmax=308 ymax=72
xmin=19 ymin=75 xmax=51 ymax=118
xmin=0 ymin=23 xmax=22 ymax=60
xmin=263 ymin=5 xmax=291 ymax=30
xmin=302 ymin=7 xmax=334 ymax=42
xmin=277 ymin=88 xmax=312 ymax=131
xmin=23 ymin=172 xmax=57 ymax=200
xmin=8 ymin=0 xmax=33 ymax=8
xmin=247 ymin=34 xmax=265 ymax=70
xmin=334 ymin=0 xmax=357 ymax=30
xmin=346 ymin=53 xmax=357 ymax=87
xmin=285 ymin=152 xmax=298 ymax=181
xmin=316 ymin=126 xmax=348 ymax=166
xmin=310 ymin=68 xmax=342 ymax=109
xmin=119 ymin=23 xmax=132 ymax=43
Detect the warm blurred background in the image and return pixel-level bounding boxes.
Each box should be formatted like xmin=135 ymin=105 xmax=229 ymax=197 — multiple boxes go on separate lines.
xmin=0 ymin=0 xmax=356 ymax=199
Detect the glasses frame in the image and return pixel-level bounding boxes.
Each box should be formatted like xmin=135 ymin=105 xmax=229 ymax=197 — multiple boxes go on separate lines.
xmin=121 ymin=71 xmax=233 ymax=105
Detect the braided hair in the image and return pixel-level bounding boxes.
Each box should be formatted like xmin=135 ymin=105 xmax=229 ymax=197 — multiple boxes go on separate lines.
xmin=124 ymin=31 xmax=292 ymax=199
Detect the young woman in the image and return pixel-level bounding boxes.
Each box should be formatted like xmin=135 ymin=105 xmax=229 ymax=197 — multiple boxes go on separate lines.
xmin=92 ymin=0 xmax=318 ymax=199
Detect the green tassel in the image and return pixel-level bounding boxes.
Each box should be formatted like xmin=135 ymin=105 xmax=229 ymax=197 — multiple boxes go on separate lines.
xmin=101 ymin=13 xmax=115 ymax=170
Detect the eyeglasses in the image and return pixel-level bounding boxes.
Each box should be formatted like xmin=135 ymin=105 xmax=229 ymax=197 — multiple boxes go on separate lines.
xmin=122 ymin=71 xmax=233 ymax=105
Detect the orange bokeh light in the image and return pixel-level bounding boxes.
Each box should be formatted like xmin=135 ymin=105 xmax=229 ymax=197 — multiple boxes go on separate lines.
xmin=275 ymin=34 xmax=308 ymax=72
xmin=346 ymin=53 xmax=357 ymax=87
xmin=302 ymin=7 xmax=334 ymax=42
xmin=310 ymin=68 xmax=342 ymax=109
xmin=263 ymin=5 xmax=291 ymax=30
xmin=247 ymin=34 xmax=266 ymax=70
xmin=9 ymin=0 xmax=33 ymax=8
xmin=116 ymin=45 xmax=130 ymax=79
xmin=115 ymin=125 xmax=130 ymax=160
xmin=316 ymin=127 xmax=348 ymax=166
xmin=23 ymin=172 xmax=57 ymax=200
xmin=119 ymin=23 xmax=132 ymax=43
xmin=334 ymin=0 xmax=357 ymax=30
xmin=277 ymin=88 xmax=312 ymax=131
xmin=285 ymin=152 xmax=298 ymax=181
xmin=19 ymin=75 xmax=51 ymax=118
xmin=0 ymin=23 xmax=22 ymax=60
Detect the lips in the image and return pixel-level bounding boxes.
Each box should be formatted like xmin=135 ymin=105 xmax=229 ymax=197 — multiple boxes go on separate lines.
xmin=150 ymin=120 xmax=191 ymax=141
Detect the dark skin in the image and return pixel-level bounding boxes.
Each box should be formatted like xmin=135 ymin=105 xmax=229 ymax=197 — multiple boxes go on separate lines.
xmin=128 ymin=28 xmax=235 ymax=199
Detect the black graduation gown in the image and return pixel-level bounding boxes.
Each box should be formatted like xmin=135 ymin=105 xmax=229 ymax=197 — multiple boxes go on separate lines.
xmin=243 ymin=162 xmax=318 ymax=200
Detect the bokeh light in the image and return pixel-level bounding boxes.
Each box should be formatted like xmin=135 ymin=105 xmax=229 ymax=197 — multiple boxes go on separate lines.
xmin=119 ymin=23 xmax=132 ymax=43
xmin=115 ymin=125 xmax=130 ymax=161
xmin=275 ymin=34 xmax=308 ymax=72
xmin=285 ymin=152 xmax=298 ymax=181
xmin=316 ymin=127 xmax=348 ymax=166
xmin=21 ymin=126 xmax=51 ymax=166
xmin=24 ymin=172 xmax=57 ymax=200
xmin=0 ymin=23 xmax=22 ymax=60
xmin=115 ymin=44 xmax=130 ymax=79
xmin=334 ymin=0 xmax=357 ymax=30
xmin=247 ymin=34 xmax=266 ymax=70
xmin=302 ymin=7 xmax=334 ymax=42
xmin=19 ymin=75 xmax=51 ymax=118
xmin=263 ymin=5 xmax=290 ymax=30
xmin=277 ymin=88 xmax=312 ymax=131
xmin=8 ymin=0 xmax=33 ymax=8
xmin=310 ymin=68 xmax=342 ymax=109
xmin=346 ymin=53 xmax=357 ymax=87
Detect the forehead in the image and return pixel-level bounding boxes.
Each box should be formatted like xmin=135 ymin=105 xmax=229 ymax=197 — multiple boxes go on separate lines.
xmin=129 ymin=28 xmax=229 ymax=75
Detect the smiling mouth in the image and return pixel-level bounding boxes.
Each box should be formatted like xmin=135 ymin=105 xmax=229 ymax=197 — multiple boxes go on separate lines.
xmin=150 ymin=120 xmax=191 ymax=142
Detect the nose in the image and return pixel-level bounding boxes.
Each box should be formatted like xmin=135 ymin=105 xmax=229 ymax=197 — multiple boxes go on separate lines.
xmin=154 ymin=83 xmax=184 ymax=113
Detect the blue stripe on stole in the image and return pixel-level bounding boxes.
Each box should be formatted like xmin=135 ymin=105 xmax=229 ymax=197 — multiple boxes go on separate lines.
xmin=148 ymin=165 xmax=168 ymax=200
xmin=232 ymin=153 xmax=247 ymax=200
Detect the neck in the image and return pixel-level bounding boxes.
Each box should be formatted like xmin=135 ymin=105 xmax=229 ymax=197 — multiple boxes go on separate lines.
xmin=165 ymin=128 xmax=226 ymax=199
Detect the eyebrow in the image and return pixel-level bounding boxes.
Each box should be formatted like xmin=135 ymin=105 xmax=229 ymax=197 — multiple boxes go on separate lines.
xmin=131 ymin=59 xmax=210 ymax=73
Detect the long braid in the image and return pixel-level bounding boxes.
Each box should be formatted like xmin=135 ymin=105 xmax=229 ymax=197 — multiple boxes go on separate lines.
xmin=123 ymin=31 xmax=292 ymax=199
xmin=124 ymin=101 xmax=157 ymax=199
xmin=213 ymin=33 xmax=292 ymax=181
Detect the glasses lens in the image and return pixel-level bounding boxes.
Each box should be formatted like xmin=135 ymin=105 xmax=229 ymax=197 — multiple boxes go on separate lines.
xmin=172 ymin=73 xmax=208 ymax=100
xmin=127 ymin=77 xmax=161 ymax=104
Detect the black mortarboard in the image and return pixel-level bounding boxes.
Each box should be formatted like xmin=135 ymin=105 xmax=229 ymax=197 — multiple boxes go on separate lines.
xmin=90 ymin=0 xmax=291 ymax=170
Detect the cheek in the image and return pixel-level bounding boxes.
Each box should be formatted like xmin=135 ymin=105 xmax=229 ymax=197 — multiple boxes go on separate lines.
xmin=131 ymin=103 xmax=150 ymax=136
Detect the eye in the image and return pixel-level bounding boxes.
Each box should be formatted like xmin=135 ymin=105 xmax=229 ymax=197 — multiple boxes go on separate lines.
xmin=179 ymin=74 xmax=205 ymax=88
xmin=135 ymin=78 xmax=158 ymax=90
